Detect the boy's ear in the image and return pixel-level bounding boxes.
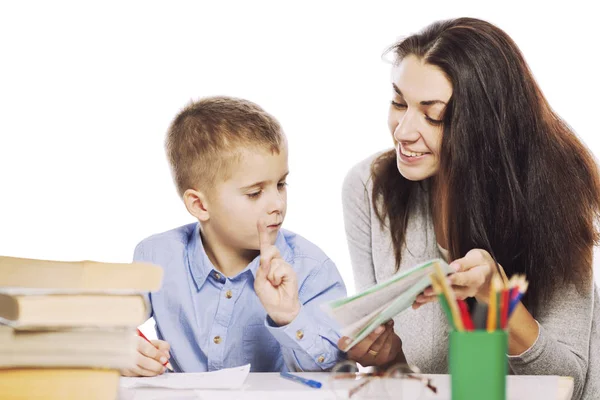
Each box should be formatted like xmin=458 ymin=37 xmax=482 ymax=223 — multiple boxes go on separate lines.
xmin=183 ymin=189 xmax=210 ymax=222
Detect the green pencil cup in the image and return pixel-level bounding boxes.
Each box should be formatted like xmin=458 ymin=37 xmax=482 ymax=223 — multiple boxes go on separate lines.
xmin=449 ymin=330 xmax=508 ymax=400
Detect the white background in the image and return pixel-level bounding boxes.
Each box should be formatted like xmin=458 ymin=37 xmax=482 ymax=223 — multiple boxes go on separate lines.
xmin=1 ymin=1 xmax=598 ymax=338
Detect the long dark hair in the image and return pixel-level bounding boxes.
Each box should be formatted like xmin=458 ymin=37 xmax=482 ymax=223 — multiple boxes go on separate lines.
xmin=372 ymin=17 xmax=600 ymax=314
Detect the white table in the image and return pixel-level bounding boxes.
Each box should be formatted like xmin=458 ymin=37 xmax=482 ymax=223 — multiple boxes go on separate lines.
xmin=118 ymin=372 xmax=574 ymax=400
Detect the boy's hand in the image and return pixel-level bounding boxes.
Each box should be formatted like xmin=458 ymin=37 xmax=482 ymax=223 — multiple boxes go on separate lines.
xmin=120 ymin=337 xmax=171 ymax=377
xmin=254 ymin=220 xmax=300 ymax=326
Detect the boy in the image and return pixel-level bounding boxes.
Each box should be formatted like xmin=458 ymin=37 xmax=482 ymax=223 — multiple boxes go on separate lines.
xmin=121 ymin=96 xmax=346 ymax=376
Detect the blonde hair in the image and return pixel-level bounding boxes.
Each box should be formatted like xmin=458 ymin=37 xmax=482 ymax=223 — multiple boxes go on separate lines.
xmin=165 ymin=96 xmax=285 ymax=196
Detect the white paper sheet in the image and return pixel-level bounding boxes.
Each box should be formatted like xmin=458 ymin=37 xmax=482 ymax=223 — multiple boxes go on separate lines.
xmin=120 ymin=364 xmax=250 ymax=390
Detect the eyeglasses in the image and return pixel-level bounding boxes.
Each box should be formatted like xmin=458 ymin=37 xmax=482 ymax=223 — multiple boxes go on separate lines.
xmin=329 ymin=360 xmax=437 ymax=400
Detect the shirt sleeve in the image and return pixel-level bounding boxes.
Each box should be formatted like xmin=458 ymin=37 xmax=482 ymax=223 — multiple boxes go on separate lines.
xmin=132 ymin=241 xmax=154 ymax=319
xmin=507 ymin=280 xmax=597 ymax=400
xmin=265 ymin=258 xmax=347 ymax=371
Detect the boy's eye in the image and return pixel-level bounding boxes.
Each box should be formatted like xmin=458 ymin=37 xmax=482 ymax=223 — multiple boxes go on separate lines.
xmin=277 ymin=182 xmax=287 ymax=190
xmin=247 ymin=191 xmax=262 ymax=199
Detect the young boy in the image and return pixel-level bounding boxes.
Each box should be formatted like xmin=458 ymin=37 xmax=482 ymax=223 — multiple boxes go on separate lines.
xmin=121 ymin=96 xmax=346 ymax=376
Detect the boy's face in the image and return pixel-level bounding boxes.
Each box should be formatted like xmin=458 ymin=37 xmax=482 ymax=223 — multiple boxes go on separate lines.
xmin=206 ymin=145 xmax=288 ymax=251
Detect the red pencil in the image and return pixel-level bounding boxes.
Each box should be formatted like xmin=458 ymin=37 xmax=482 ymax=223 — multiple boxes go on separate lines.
xmin=137 ymin=328 xmax=173 ymax=371
xmin=500 ymin=289 xmax=509 ymax=329
xmin=457 ymin=300 xmax=474 ymax=331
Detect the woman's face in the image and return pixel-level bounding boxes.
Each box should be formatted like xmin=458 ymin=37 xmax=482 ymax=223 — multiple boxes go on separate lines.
xmin=388 ymin=55 xmax=452 ymax=181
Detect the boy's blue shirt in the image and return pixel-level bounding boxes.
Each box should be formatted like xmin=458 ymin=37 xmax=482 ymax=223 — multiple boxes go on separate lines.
xmin=133 ymin=222 xmax=347 ymax=373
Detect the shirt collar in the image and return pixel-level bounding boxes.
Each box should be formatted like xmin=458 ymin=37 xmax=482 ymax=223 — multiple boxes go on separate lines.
xmin=187 ymin=222 xmax=294 ymax=290
xmin=187 ymin=223 xmax=213 ymax=291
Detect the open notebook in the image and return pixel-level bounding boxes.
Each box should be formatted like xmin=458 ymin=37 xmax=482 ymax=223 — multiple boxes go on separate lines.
xmin=323 ymin=258 xmax=453 ymax=351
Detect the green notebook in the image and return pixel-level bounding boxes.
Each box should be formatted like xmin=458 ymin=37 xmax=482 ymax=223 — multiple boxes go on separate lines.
xmin=324 ymin=258 xmax=452 ymax=351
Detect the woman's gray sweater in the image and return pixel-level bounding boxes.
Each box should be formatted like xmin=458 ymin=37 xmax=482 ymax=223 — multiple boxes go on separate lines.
xmin=342 ymin=153 xmax=600 ymax=400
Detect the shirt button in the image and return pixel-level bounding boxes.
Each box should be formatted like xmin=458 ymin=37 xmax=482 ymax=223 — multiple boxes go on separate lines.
xmin=317 ymin=355 xmax=325 ymax=363
xmin=213 ymin=336 xmax=222 ymax=344
xmin=225 ymin=290 xmax=233 ymax=299
xmin=296 ymin=330 xmax=304 ymax=340
xmin=214 ymin=272 xmax=221 ymax=280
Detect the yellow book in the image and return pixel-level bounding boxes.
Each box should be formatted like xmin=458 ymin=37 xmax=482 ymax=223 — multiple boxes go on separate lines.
xmin=0 ymin=326 xmax=136 ymax=369
xmin=0 ymin=293 xmax=147 ymax=329
xmin=0 ymin=256 xmax=162 ymax=292
xmin=0 ymin=368 xmax=120 ymax=400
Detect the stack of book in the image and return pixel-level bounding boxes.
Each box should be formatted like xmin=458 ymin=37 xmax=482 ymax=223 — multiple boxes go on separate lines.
xmin=0 ymin=256 xmax=163 ymax=400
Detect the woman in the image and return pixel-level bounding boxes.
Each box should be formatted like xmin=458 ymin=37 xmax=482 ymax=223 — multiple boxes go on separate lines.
xmin=338 ymin=17 xmax=600 ymax=400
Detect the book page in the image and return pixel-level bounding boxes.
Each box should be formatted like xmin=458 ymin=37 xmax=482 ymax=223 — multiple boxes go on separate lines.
xmin=326 ymin=259 xmax=450 ymax=327
xmin=339 ymin=302 xmax=391 ymax=337
xmin=119 ymin=364 xmax=250 ymax=390
xmin=324 ymin=259 xmax=453 ymax=352
xmin=343 ymin=274 xmax=435 ymax=351
xmin=328 ymin=272 xmax=428 ymax=326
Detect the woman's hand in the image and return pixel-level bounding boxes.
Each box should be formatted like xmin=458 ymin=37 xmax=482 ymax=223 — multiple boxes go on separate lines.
xmin=337 ymin=320 xmax=405 ymax=367
xmin=413 ymin=249 xmax=503 ymax=309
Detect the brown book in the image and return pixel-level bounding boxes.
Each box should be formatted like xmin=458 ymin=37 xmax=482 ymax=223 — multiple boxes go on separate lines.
xmin=0 ymin=256 xmax=163 ymax=292
xmin=0 ymin=368 xmax=120 ymax=400
xmin=0 ymin=294 xmax=147 ymax=329
xmin=0 ymin=326 xmax=136 ymax=369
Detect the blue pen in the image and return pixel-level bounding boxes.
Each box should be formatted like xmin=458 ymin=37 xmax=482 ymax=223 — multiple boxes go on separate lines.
xmin=280 ymin=371 xmax=322 ymax=389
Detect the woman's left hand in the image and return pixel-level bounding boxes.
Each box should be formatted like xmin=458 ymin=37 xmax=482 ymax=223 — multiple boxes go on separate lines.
xmin=412 ymin=249 xmax=502 ymax=309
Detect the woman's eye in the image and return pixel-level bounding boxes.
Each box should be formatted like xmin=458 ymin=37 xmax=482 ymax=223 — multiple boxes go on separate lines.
xmin=425 ymin=115 xmax=443 ymax=126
